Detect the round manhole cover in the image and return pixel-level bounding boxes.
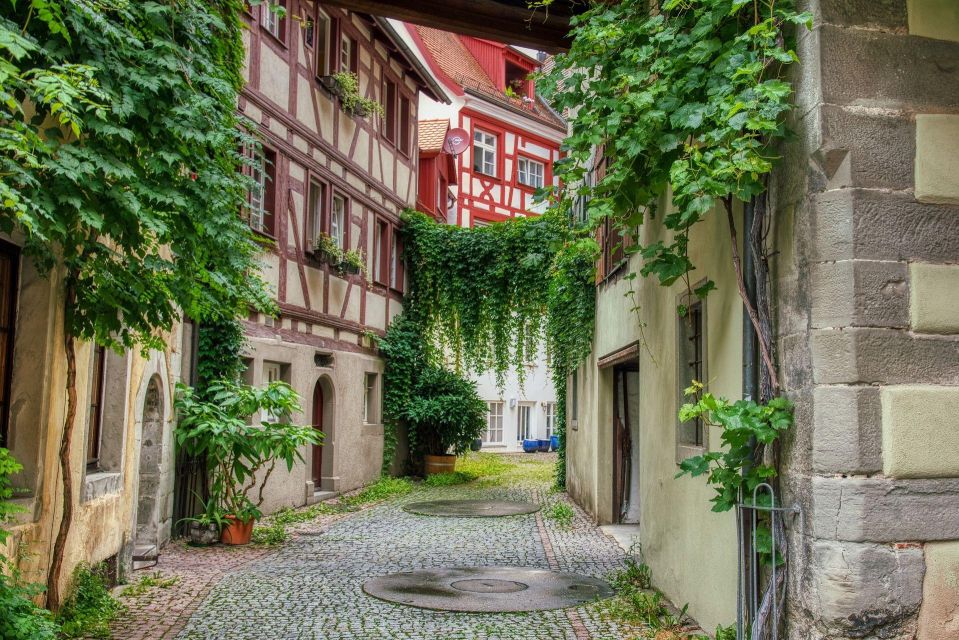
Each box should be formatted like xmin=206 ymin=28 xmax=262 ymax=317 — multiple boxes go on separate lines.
xmin=403 ymin=499 xmax=541 ymax=517
xmin=363 ymin=566 xmax=613 ymax=612
xmin=450 ymin=578 xmax=529 ymax=593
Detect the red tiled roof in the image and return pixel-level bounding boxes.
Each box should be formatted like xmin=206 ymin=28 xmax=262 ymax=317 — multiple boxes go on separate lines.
xmin=412 ymin=25 xmax=565 ymax=130
xmin=418 ymin=119 xmax=449 ymax=153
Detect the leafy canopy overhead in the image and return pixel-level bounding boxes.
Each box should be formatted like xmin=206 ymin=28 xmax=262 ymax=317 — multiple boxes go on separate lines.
xmin=538 ymin=0 xmax=810 ymax=292
xmin=1 ymin=0 xmax=273 ymax=351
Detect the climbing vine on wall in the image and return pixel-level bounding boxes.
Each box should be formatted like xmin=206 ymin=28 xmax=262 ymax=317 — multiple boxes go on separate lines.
xmin=380 ymin=210 xmax=596 ymax=478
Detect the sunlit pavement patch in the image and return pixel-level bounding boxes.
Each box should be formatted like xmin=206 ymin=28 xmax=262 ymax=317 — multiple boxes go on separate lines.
xmin=403 ymin=499 xmax=541 ymax=517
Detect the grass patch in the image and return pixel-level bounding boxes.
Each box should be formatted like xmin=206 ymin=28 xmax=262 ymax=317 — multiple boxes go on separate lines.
xmin=57 ymin=563 xmax=124 ymax=639
xmin=457 ymin=452 xmax=512 ymax=479
xmin=342 ymin=476 xmax=413 ymax=506
xmin=119 ymin=572 xmax=179 ymax=598
xmin=272 ymin=503 xmax=347 ymax=526
xmin=423 ymin=471 xmax=476 ymax=486
xmin=544 ymin=502 xmax=574 ymax=528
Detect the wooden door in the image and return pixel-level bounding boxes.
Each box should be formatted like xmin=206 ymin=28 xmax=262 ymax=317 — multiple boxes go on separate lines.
xmin=312 ymin=381 xmax=324 ymax=486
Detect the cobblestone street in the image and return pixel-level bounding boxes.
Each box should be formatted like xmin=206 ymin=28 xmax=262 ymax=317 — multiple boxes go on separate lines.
xmin=111 ymin=455 xmax=640 ymax=640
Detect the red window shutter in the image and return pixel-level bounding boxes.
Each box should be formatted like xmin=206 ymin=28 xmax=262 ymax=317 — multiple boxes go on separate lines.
xmin=595 ymin=221 xmax=606 ymax=283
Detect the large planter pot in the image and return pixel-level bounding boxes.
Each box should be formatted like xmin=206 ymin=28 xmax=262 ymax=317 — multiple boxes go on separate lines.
xmin=220 ymin=516 xmax=254 ymax=545
xmin=187 ymin=521 xmax=219 ymax=546
xmin=470 ymin=438 xmax=483 ymax=452
xmin=550 ymin=435 xmax=560 ymax=452
xmin=522 ymin=439 xmax=539 ymax=453
xmin=537 ymin=439 xmax=551 ymax=453
xmin=424 ymin=454 xmax=456 ymax=476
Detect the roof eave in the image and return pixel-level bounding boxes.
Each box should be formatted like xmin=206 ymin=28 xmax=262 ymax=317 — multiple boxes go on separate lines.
xmin=375 ymin=17 xmax=451 ymax=104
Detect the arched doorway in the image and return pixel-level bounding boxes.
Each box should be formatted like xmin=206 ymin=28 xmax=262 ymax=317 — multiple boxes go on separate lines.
xmin=135 ymin=376 xmax=164 ymax=559
xmin=311 ymin=376 xmax=334 ymax=492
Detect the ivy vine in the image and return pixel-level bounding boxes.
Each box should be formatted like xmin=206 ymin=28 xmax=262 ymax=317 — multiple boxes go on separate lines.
xmin=380 ymin=210 xmax=596 ymax=480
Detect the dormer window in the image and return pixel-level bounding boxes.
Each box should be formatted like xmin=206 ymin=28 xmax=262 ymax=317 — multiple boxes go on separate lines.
xmin=505 ymin=61 xmax=530 ymax=99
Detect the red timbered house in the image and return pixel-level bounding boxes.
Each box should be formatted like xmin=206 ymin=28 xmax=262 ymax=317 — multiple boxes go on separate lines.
xmin=402 ymin=26 xmax=566 ymax=227
xmin=234 ymin=2 xmax=443 ymax=511
xmin=415 ymin=119 xmax=458 ymax=222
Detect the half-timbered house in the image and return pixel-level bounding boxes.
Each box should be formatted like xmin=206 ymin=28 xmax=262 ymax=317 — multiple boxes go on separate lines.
xmin=235 ymin=2 xmax=443 ymax=512
xmin=394 ymin=24 xmax=563 ymax=452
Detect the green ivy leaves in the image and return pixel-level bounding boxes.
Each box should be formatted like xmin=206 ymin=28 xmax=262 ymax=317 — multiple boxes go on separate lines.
xmin=539 ymin=0 xmax=809 ymax=300
xmin=676 ymin=384 xmax=793 ymax=513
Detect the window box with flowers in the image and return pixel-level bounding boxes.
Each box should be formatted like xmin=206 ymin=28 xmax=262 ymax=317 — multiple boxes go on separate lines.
xmin=320 ymin=72 xmax=383 ymax=120
xmin=313 ymin=233 xmax=368 ymax=280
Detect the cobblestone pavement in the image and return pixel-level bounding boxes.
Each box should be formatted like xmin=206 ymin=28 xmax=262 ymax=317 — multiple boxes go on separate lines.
xmin=114 ymin=455 xmax=641 ymax=640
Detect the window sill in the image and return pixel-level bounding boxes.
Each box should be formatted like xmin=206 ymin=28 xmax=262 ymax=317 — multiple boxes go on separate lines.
xmin=473 ymin=170 xmax=501 ymax=182
xmin=83 ymin=471 xmax=122 ymax=502
xmin=675 ymin=444 xmax=708 ymax=466
xmin=259 ymin=24 xmax=288 ymax=49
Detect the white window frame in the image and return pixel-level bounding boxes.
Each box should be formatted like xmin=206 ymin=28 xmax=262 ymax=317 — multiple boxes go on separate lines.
xmin=545 ymin=402 xmax=556 ymax=438
xmin=339 ymin=34 xmax=352 ymax=73
xmin=473 ymin=129 xmax=497 ymax=177
xmin=517 ymin=157 xmax=545 ymax=189
xmin=246 ymin=145 xmax=266 ymax=233
xmin=264 ymin=0 xmax=284 ymax=41
xmin=315 ymin=10 xmax=331 ymax=76
xmin=389 ymin=233 xmax=398 ymax=289
xmin=331 ymin=194 xmax=346 ymax=249
xmin=485 ymin=401 xmax=504 ymax=443
xmin=517 ymin=403 xmax=533 ymax=441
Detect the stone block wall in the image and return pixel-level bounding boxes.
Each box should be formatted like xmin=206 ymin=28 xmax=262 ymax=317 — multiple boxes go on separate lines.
xmin=778 ymin=1 xmax=959 ymax=638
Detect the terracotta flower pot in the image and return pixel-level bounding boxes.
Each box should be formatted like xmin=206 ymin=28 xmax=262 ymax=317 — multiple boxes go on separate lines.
xmin=220 ymin=515 xmax=254 ymax=545
xmin=423 ymin=454 xmax=456 ymax=476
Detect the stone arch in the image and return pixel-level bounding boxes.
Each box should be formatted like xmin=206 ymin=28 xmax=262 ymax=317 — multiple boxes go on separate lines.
xmin=134 ymin=375 xmax=164 ymax=556
xmin=310 ymin=375 xmax=335 ymax=493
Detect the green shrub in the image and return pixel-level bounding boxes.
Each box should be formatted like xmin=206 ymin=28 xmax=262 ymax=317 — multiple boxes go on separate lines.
xmin=403 ymin=366 xmax=488 ymax=457
xmin=119 ymin=572 xmax=179 ymax=598
xmin=343 ymin=477 xmax=413 ymax=506
xmin=56 ymin=563 xmax=123 ymax=639
xmin=610 ymin=545 xmax=652 ymax=591
xmin=545 ymin=502 xmax=574 ymax=528
xmin=715 ymin=624 xmax=737 ymax=640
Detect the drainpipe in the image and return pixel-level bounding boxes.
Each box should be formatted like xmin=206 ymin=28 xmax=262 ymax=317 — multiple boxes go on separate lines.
xmin=738 ymin=198 xmax=759 ymax=638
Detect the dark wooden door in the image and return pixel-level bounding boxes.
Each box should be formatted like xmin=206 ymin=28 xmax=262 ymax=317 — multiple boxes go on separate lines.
xmin=312 ymin=381 xmax=324 ymax=486
xmin=612 ymin=364 xmax=637 ymax=524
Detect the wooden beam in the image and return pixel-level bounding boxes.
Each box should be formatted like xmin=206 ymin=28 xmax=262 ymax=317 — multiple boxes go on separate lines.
xmin=322 ymin=0 xmax=573 ymax=52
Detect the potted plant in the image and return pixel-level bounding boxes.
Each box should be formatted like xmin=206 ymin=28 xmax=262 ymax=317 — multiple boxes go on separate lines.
xmin=174 ymin=380 xmax=322 ymax=545
xmin=402 ymin=365 xmax=487 ymax=476
xmin=180 ymin=497 xmax=227 ymax=546
xmin=330 ymin=71 xmax=384 ymax=120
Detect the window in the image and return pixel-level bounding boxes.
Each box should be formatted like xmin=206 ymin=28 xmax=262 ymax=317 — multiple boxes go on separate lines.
xmin=473 ymin=129 xmax=497 ymax=177
xmin=263 ymin=0 xmax=285 ymax=42
xmin=246 ymin=145 xmax=276 ymax=236
xmin=85 ymin=346 xmax=106 ymax=468
xmin=517 ymin=403 xmax=532 ymax=441
xmin=373 ymin=220 xmax=388 ymax=285
xmin=570 ymin=369 xmax=578 ymax=428
xmin=517 ymin=157 xmax=545 ymax=189
xmin=308 ymin=180 xmax=325 ymax=250
xmin=676 ymin=297 xmax=706 ymax=461
xmin=339 ymin=34 xmax=356 ymax=73
xmin=0 ymin=242 xmax=17 ymax=448
xmin=304 ymin=16 xmax=315 ymax=48
xmin=314 ymin=11 xmax=331 ymax=76
xmin=331 ymin=194 xmax=346 ymax=250
xmin=484 ymin=402 xmax=504 ymax=443
xmin=572 ymin=168 xmax=593 ymax=227
xmin=263 ymin=362 xmax=287 ymax=423
xmin=545 ymin=402 xmax=556 ymax=438
xmin=399 ymin=97 xmax=411 ymax=156
xmin=364 ymin=373 xmax=378 ymax=423
xmin=383 ymin=81 xmax=397 ymax=143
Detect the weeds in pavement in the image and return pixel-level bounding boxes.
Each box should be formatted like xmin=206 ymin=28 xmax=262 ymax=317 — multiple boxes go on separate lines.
xmin=119 ymin=572 xmax=179 ymax=598
xmin=57 ymin=563 xmax=124 ymax=639
xmin=343 ymin=476 xmax=413 ymax=506
xmin=424 ymin=471 xmax=476 ymax=486
xmin=545 ymin=502 xmax=574 ymax=528
xmin=251 ymin=520 xmax=290 ymax=546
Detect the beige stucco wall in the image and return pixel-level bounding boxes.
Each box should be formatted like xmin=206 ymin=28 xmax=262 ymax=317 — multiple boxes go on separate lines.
xmin=242 ymin=335 xmax=386 ymax=514
xmin=2 ymin=251 xmax=181 ymax=594
xmin=567 ymin=198 xmax=744 ymax=631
